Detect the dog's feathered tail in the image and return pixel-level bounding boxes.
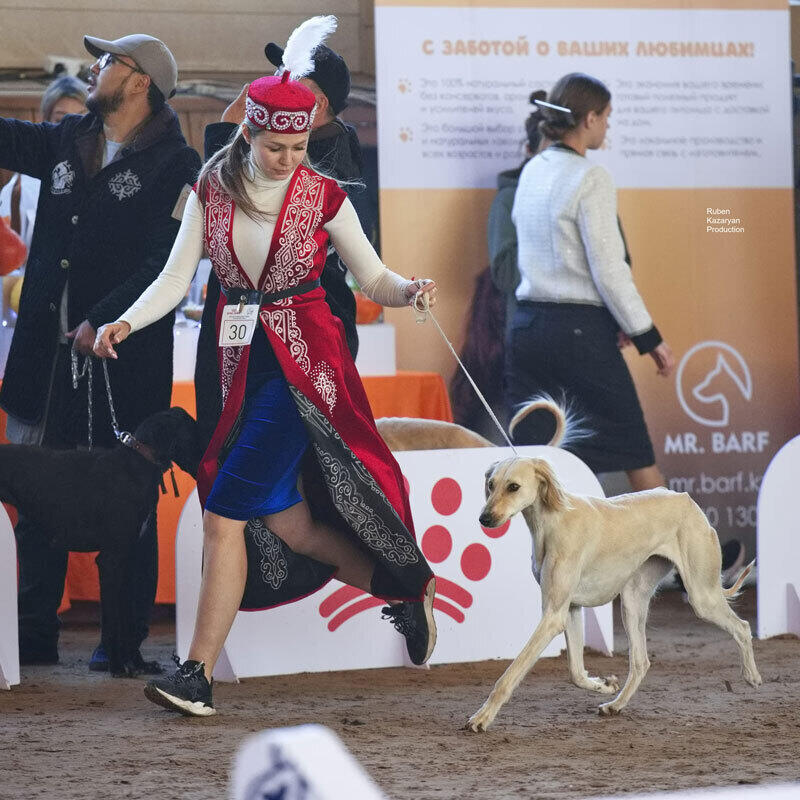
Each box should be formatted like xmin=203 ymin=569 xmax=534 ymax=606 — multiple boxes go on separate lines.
xmin=507 ymin=393 xmax=592 ymax=448
xmin=723 ymin=559 xmax=755 ymax=598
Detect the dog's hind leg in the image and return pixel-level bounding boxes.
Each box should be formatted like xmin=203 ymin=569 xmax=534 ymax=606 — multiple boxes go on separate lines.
xmin=599 ymin=557 xmax=671 ymax=716
xmin=565 ymin=606 xmax=618 ymax=694
xmin=676 ymin=528 xmax=761 ymax=688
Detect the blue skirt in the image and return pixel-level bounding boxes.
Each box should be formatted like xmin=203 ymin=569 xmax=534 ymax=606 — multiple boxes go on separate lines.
xmin=205 ymin=370 xmax=309 ymax=521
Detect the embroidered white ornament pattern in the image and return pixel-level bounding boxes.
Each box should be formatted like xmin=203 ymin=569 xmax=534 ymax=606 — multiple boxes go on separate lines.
xmin=248 ymin=519 xmax=289 ymax=589
xmin=265 ymin=169 xmax=324 ymax=294
xmin=245 ymin=96 xmax=315 ymax=132
xmin=204 ymin=181 xmax=239 ymax=288
xmin=311 ymin=361 xmax=337 ymax=413
xmin=108 ymin=169 xmax=142 ymax=201
xmin=260 ymin=308 xmax=311 ymax=373
xmin=50 ymin=160 xmax=75 ymax=195
xmin=220 ymin=346 xmax=243 ymax=406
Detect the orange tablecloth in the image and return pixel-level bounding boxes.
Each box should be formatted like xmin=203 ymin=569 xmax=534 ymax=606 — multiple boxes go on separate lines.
xmin=1 ymin=371 xmax=452 ymax=606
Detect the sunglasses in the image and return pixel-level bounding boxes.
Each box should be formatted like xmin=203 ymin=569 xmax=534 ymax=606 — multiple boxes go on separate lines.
xmin=96 ymin=52 xmax=145 ymax=74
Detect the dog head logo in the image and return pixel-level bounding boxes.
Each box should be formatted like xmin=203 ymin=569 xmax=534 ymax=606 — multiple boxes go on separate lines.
xmin=318 ymin=476 xmax=505 ymax=629
xmin=676 ymin=341 xmax=752 ymax=428
xmin=241 ymin=744 xmax=317 ymax=800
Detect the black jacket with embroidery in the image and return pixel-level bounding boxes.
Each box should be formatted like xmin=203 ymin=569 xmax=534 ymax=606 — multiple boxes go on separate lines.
xmin=0 ymin=107 xmax=201 ymax=427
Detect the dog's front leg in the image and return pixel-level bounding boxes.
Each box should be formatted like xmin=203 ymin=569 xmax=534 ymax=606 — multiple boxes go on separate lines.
xmin=565 ymin=606 xmax=618 ymax=694
xmin=467 ymin=607 xmax=567 ymax=732
xmin=98 ymin=550 xmax=136 ymax=678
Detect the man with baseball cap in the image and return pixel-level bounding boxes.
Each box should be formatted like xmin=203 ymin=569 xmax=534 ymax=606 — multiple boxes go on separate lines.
xmin=195 ymin=40 xmax=369 ymax=454
xmin=83 ymin=33 xmax=178 ymax=101
xmin=0 ymin=33 xmax=200 ymax=671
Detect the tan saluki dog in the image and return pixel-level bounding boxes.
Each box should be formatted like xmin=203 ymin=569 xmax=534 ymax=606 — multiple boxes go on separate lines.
xmin=466 ymin=457 xmax=761 ymax=732
xmin=376 ymin=396 xmax=568 ymax=451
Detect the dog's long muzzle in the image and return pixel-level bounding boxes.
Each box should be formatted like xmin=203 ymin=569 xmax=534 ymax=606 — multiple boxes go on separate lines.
xmin=478 ymin=508 xmax=497 ymax=528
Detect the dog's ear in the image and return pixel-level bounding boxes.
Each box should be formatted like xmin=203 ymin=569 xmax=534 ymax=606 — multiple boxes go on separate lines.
xmin=484 ymin=461 xmax=499 ymax=498
xmin=535 ymin=460 xmax=568 ymax=512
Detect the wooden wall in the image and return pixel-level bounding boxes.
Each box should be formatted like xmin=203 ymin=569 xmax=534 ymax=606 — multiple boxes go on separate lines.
xmin=0 ymin=0 xmax=377 ymax=78
xmin=2 ymin=1 xmax=793 ymax=85
xmin=0 ymin=92 xmax=227 ymax=156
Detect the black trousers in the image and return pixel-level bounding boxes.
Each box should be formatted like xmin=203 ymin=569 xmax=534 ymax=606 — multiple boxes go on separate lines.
xmin=15 ymin=344 xmax=158 ymax=657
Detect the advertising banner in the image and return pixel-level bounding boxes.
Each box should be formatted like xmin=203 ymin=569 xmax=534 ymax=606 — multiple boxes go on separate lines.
xmin=176 ymin=446 xmax=612 ymax=679
xmin=375 ymin=0 xmax=799 ymax=549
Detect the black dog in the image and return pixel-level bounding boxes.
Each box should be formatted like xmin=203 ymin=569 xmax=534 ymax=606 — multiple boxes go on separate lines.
xmin=0 ymin=407 xmax=201 ymax=677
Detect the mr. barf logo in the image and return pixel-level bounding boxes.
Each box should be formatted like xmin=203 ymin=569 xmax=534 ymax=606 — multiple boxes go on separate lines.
xmin=676 ymin=340 xmax=752 ymax=427
xmin=108 ymin=169 xmax=142 ymax=201
xmin=667 ymin=340 xmax=767 ymax=456
xmin=50 ymin=160 xmax=75 ymax=195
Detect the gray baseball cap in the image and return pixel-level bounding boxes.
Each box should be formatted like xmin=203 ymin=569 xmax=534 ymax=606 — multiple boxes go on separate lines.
xmin=84 ymin=34 xmax=178 ymax=98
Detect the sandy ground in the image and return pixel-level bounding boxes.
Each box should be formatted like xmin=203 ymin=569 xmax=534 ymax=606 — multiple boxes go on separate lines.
xmin=1 ymin=588 xmax=799 ymax=800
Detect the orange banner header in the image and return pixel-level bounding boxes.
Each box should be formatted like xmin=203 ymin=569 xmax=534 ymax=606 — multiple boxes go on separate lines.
xmin=376 ymin=0 xmax=785 ymax=9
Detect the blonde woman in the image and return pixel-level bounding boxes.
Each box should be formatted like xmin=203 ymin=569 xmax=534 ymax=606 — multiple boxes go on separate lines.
xmin=94 ymin=17 xmax=438 ymax=716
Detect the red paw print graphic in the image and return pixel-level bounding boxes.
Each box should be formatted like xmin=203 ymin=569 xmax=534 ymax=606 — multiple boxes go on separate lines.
xmin=422 ymin=477 xmax=510 ymax=623
xmin=318 ymin=475 xmax=509 ymax=630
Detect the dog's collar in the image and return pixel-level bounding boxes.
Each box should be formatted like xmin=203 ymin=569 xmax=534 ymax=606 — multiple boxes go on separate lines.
xmin=118 ymin=431 xmax=169 ymax=470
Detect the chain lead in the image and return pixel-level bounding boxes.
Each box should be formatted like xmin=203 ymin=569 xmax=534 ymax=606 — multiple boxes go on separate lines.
xmin=101 ymin=359 xmax=120 ymax=440
xmin=70 ymin=348 xmax=121 ymax=448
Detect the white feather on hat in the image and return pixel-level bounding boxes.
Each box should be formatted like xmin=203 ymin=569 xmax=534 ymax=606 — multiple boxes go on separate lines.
xmin=280 ymin=15 xmax=338 ymax=80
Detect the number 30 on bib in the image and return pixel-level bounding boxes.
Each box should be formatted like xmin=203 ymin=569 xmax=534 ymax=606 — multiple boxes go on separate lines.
xmin=219 ymin=304 xmax=259 ymax=347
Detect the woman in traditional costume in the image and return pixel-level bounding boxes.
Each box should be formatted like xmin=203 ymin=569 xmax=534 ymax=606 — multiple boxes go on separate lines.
xmin=94 ymin=16 xmax=438 ymax=717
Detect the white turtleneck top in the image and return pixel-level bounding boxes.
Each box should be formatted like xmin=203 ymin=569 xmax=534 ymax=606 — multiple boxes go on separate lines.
xmin=119 ymin=164 xmax=413 ymax=333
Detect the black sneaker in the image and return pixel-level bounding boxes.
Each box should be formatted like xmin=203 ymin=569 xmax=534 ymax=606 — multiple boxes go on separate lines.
xmin=381 ymin=577 xmax=437 ymax=665
xmin=143 ymin=656 xmax=215 ymax=717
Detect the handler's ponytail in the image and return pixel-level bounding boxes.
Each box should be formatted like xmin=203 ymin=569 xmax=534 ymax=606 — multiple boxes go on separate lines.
xmin=197 ymin=122 xmax=265 ymax=220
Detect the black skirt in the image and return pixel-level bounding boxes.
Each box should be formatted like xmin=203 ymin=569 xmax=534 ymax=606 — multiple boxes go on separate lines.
xmin=505 ymin=301 xmax=655 ymax=473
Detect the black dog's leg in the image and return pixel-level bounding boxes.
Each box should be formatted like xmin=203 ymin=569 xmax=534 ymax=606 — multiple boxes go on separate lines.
xmin=97 ymin=546 xmax=138 ymax=678
xmin=131 ymin=507 xmax=162 ymax=673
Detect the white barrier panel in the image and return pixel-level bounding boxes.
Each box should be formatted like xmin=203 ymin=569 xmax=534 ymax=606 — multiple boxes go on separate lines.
xmin=230 ymin=724 xmax=386 ymax=800
xmin=176 ymin=446 xmax=612 ymax=680
xmin=171 ymin=323 xmax=396 ymax=381
xmin=590 ymin=784 xmax=800 ymax=800
xmin=757 ymin=436 xmax=800 ymax=639
xmin=0 ymin=504 xmax=19 ymax=689
xmin=354 ymin=323 xmax=396 ymax=376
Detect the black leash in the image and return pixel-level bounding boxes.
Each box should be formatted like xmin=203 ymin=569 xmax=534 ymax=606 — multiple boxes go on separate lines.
xmin=70 ymin=349 xmax=180 ymax=497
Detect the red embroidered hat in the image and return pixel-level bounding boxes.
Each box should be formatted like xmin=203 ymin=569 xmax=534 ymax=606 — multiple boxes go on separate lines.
xmin=245 ymin=74 xmax=317 ymax=133
xmin=244 ymin=15 xmax=337 ymax=133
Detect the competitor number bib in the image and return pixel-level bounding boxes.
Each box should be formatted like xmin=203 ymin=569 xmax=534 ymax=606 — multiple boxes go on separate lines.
xmin=219 ymin=303 xmax=259 ymax=347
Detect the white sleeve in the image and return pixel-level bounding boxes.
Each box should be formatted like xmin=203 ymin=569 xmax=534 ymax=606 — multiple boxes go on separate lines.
xmin=118 ymin=190 xmax=205 ymax=333
xmin=324 ymin=197 xmax=412 ymax=308
xmin=577 ymin=166 xmax=654 ymax=336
